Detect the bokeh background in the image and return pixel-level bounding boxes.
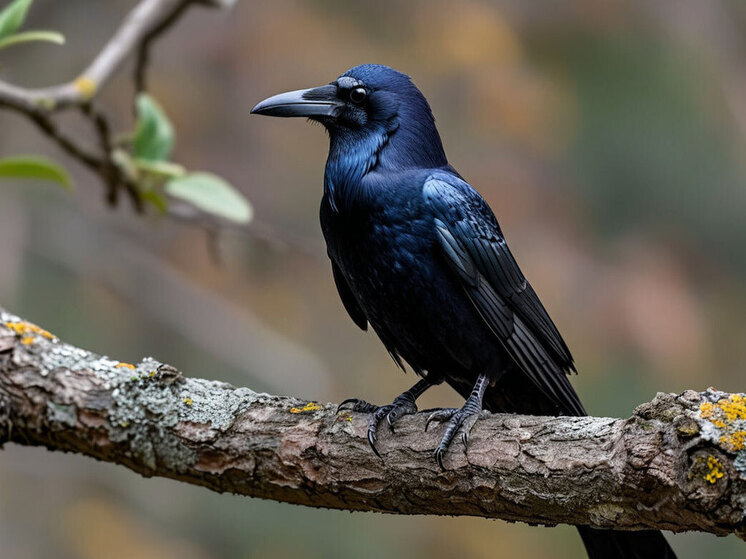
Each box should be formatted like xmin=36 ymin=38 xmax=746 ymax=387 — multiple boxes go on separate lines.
xmin=1 ymin=0 xmax=745 ymax=557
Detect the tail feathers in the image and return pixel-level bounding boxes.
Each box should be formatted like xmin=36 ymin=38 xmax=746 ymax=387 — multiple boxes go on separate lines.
xmin=578 ymin=526 xmax=676 ymax=559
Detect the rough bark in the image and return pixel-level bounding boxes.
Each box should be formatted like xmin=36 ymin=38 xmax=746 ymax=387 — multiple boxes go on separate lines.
xmin=1 ymin=306 xmax=745 ymax=537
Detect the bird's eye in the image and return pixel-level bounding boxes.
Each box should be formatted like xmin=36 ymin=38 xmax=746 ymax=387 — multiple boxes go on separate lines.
xmin=349 ymin=87 xmax=367 ymax=104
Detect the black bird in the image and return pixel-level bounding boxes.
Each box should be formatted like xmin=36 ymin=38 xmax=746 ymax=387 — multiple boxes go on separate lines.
xmin=252 ymin=64 xmax=676 ymax=559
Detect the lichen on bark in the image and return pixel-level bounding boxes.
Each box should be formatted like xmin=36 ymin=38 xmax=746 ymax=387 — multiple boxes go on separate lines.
xmin=1 ymin=307 xmax=745 ymax=537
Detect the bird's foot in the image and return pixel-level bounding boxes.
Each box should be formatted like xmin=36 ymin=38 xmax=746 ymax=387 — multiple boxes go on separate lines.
xmin=338 ymin=394 xmax=418 ymax=458
xmin=425 ymin=403 xmax=482 ymax=471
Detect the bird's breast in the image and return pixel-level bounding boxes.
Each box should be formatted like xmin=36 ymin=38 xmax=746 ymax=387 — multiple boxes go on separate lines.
xmin=320 ymin=190 xmax=493 ymax=375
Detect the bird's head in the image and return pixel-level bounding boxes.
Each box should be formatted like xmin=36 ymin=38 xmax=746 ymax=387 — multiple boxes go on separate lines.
xmin=251 ymin=64 xmax=447 ymax=171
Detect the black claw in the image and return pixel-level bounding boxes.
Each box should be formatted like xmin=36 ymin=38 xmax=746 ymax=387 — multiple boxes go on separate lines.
xmin=434 ymin=447 xmax=446 ymax=471
xmin=344 ymin=388 xmax=423 ymax=460
xmin=337 ymin=398 xmax=378 ymax=414
xmin=425 ymin=411 xmax=440 ymax=432
xmin=367 ymin=429 xmax=382 ymax=459
xmin=337 ymin=398 xmax=359 ymax=412
xmin=425 ymin=409 xmax=456 ymax=432
xmin=425 ymin=418 xmax=435 ymax=432
xmin=428 ymin=406 xmax=481 ymax=470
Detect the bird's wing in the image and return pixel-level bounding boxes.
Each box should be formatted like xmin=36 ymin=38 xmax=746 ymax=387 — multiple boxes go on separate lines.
xmin=331 ymin=259 xmax=368 ymax=331
xmin=423 ymin=174 xmax=584 ymax=415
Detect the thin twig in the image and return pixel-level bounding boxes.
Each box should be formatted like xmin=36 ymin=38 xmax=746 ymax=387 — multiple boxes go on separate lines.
xmin=0 ymin=0 xmax=198 ymax=113
xmin=0 ymin=100 xmax=103 ymax=170
xmin=135 ymin=0 xmax=196 ymax=93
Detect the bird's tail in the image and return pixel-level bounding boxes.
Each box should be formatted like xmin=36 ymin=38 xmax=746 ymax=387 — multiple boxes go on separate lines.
xmin=577 ymin=522 xmax=676 ymax=558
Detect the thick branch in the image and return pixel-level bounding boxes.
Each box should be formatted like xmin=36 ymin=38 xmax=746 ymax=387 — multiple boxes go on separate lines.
xmin=1 ymin=306 xmax=745 ymax=537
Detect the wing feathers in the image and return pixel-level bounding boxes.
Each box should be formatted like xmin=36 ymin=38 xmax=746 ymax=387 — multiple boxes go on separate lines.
xmin=425 ymin=175 xmax=583 ymax=415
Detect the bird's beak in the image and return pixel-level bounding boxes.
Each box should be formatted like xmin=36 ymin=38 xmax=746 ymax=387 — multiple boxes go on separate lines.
xmin=251 ymin=84 xmax=340 ymax=118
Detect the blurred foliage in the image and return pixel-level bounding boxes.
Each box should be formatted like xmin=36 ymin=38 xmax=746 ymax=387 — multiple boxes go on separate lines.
xmin=0 ymin=0 xmax=745 ymax=558
xmin=0 ymin=154 xmax=71 ymax=188
xmin=0 ymin=1 xmax=252 ymax=225
xmin=0 ymin=0 xmax=64 ymax=51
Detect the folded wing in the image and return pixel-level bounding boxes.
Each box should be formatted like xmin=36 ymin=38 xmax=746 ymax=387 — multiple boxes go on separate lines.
xmin=424 ymin=174 xmax=585 ymax=416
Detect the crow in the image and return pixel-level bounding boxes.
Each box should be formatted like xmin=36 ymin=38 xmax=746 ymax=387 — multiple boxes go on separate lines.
xmin=252 ymin=64 xmax=676 ymax=559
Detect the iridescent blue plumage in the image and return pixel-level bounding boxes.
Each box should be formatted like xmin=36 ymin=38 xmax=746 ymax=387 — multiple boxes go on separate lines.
xmin=252 ymin=63 xmax=676 ymax=559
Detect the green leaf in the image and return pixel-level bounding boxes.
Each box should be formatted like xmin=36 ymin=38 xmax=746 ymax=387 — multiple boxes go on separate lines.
xmin=110 ymin=148 xmax=139 ymax=183
xmin=0 ymin=155 xmax=72 ymax=189
xmin=0 ymin=0 xmax=32 ymax=40
xmin=133 ymin=158 xmax=185 ymax=179
xmin=133 ymin=93 xmax=174 ymax=162
xmin=0 ymin=30 xmax=64 ymax=51
xmin=165 ymin=172 xmax=252 ymax=224
xmin=141 ymin=189 xmax=168 ymax=213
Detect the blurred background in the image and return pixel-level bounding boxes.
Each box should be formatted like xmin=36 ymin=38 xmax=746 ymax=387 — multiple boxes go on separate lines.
xmin=1 ymin=0 xmax=745 ymax=557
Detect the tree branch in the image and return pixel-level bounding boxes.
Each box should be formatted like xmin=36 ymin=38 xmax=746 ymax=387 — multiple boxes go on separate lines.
xmin=0 ymin=0 xmax=226 ymax=210
xmin=1 ymin=306 xmax=745 ymax=537
xmin=0 ymin=0 xmax=208 ymax=113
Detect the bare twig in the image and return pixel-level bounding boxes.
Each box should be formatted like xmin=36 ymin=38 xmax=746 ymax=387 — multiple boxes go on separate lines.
xmin=134 ymin=0 xmax=196 ymax=93
xmin=1 ymin=306 xmax=745 ymax=537
xmin=0 ymin=100 xmax=102 ymax=170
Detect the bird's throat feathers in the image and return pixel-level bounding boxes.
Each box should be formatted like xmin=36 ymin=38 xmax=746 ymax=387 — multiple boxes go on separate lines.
xmin=324 ymin=126 xmax=390 ymax=212
xmin=324 ymin=112 xmax=447 ymax=212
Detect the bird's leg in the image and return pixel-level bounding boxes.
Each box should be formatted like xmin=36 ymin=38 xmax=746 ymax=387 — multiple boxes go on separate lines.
xmin=425 ymin=372 xmax=489 ymax=470
xmin=338 ymin=378 xmax=432 ymax=457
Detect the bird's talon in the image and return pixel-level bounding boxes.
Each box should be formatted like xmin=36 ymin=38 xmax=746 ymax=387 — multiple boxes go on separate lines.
xmin=337 ymin=398 xmax=378 ymax=414
xmin=425 ymin=408 xmax=456 ymax=432
xmin=434 ymin=447 xmax=446 ymax=471
xmin=386 ymin=413 xmax=396 ymax=433
xmin=337 ymin=398 xmax=358 ymax=412
xmin=367 ymin=428 xmax=382 ymax=459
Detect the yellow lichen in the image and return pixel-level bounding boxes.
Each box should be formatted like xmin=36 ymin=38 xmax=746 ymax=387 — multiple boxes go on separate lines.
xmin=149 ymin=371 xmax=156 ymax=378
xmin=699 ymin=394 xmax=746 ymax=454
xmin=720 ymin=431 xmax=746 ymax=452
xmin=700 ymin=401 xmax=715 ymax=418
xmin=74 ymin=76 xmax=97 ymax=99
xmin=705 ymin=455 xmax=725 ymax=484
xmin=290 ymin=402 xmax=322 ymax=414
xmin=182 ymin=397 xmax=193 ymax=406
xmin=4 ymin=320 xmax=55 ymax=341
xmin=115 ymin=362 xmax=135 ymax=369
xmin=20 ymin=335 xmax=35 ymax=345
xmin=718 ymin=394 xmax=746 ymax=422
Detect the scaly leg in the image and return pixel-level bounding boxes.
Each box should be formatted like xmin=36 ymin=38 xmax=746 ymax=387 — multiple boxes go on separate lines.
xmin=425 ymin=372 xmax=489 ymax=470
xmin=338 ymin=378 xmax=432 ymax=457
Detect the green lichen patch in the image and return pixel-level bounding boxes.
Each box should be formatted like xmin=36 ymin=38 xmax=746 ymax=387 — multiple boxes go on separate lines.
xmin=1 ymin=307 xmax=262 ymax=475
xmin=46 ymin=401 xmax=77 ymax=428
